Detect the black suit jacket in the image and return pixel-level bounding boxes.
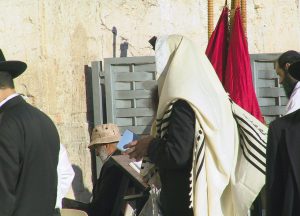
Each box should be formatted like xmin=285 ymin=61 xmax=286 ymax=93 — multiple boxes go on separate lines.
xmin=89 ymin=152 xmax=123 ymax=216
xmin=0 ymin=95 xmax=60 ymax=216
xmin=266 ymin=109 xmax=300 ymax=216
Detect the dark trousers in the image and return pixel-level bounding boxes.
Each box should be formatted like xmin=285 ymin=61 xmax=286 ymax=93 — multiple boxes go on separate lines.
xmin=53 ymin=208 xmax=61 ymax=216
xmin=62 ymin=198 xmax=89 ymax=213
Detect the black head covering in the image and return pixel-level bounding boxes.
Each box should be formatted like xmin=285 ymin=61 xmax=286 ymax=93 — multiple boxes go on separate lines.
xmin=0 ymin=49 xmax=27 ymax=78
xmin=288 ymin=61 xmax=300 ymax=81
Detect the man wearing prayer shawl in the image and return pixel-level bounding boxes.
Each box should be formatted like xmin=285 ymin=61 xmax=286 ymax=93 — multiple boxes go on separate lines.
xmin=124 ymin=35 xmax=267 ymax=216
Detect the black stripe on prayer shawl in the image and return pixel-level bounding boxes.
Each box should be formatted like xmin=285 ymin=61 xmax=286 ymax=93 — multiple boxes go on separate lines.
xmin=156 ymin=116 xmax=171 ymax=128
xmin=240 ymin=141 xmax=265 ymax=175
xmin=234 ymin=114 xmax=266 ymax=146
xmin=195 ymin=134 xmax=205 ymax=182
xmin=156 ymin=105 xmax=174 ymax=136
xmin=156 ymin=102 xmax=175 ymax=123
xmin=239 ymin=123 xmax=266 ymax=150
xmin=231 ymin=110 xmax=266 ymax=174
xmin=157 ymin=125 xmax=169 ymax=135
xmin=240 ymin=132 xmax=266 ymax=168
xmin=238 ymin=125 xmax=266 ymax=174
xmin=196 ymin=138 xmax=205 ymax=165
xmin=239 ymin=128 xmax=266 ymax=159
xmin=196 ymin=156 xmax=205 ymax=181
xmin=235 ymin=116 xmax=267 ymax=148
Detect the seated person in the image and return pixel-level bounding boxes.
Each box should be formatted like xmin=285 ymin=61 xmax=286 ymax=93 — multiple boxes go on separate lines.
xmin=88 ymin=123 xmax=123 ymax=216
xmin=63 ymin=123 xmax=123 ymax=216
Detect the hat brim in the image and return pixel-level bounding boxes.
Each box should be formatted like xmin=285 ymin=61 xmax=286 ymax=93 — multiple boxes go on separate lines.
xmin=88 ymin=136 xmax=120 ymax=148
xmin=0 ymin=61 xmax=27 ymax=78
xmin=289 ymin=61 xmax=300 ymax=81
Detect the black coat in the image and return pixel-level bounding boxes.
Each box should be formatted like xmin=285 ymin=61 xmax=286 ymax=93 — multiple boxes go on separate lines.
xmin=0 ymin=95 xmax=59 ymax=216
xmin=89 ymin=152 xmax=123 ymax=216
xmin=266 ymin=109 xmax=300 ymax=216
xmin=147 ymin=100 xmax=195 ymax=216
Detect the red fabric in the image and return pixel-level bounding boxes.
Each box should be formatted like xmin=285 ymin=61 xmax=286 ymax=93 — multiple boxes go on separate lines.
xmin=225 ymin=8 xmax=264 ymax=122
xmin=205 ymin=7 xmax=228 ymax=84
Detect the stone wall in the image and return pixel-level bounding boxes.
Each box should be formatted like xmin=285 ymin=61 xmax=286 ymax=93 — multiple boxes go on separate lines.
xmin=0 ymin=0 xmax=299 ymax=201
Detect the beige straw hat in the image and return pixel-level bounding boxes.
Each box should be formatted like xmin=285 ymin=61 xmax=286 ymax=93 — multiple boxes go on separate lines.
xmin=88 ymin=123 xmax=120 ymax=148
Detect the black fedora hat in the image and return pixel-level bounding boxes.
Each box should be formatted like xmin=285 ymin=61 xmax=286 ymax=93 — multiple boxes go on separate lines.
xmin=0 ymin=49 xmax=27 ymax=78
xmin=288 ymin=61 xmax=300 ymax=81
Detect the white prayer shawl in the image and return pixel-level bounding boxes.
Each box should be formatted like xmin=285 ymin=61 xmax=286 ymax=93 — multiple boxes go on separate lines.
xmin=141 ymin=35 xmax=267 ymax=216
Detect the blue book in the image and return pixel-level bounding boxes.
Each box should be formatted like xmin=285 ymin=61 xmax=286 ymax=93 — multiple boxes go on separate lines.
xmin=117 ymin=129 xmax=139 ymax=151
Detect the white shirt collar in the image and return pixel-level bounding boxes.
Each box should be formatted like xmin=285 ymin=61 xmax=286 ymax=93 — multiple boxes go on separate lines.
xmin=286 ymin=82 xmax=300 ymax=115
xmin=0 ymin=93 xmax=19 ymax=109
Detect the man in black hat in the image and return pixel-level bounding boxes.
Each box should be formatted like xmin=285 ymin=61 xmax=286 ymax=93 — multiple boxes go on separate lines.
xmin=275 ymin=50 xmax=300 ymax=114
xmin=266 ymin=60 xmax=300 ymax=216
xmin=0 ymin=50 xmax=60 ymax=216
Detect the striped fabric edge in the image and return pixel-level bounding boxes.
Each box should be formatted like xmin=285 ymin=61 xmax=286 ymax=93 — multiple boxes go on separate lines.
xmin=140 ymin=101 xmax=175 ymax=180
xmin=189 ymin=124 xmax=205 ymax=209
xmin=231 ymin=101 xmax=267 ymax=175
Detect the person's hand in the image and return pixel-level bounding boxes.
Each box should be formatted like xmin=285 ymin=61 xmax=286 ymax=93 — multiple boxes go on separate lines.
xmin=123 ymin=135 xmax=154 ymax=161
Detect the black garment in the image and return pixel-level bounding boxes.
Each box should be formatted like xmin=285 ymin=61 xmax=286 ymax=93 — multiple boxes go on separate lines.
xmin=0 ymin=96 xmax=60 ymax=216
xmin=88 ymin=153 xmax=123 ymax=216
xmin=61 ymin=198 xmax=89 ymax=213
xmin=53 ymin=208 xmax=61 ymax=216
xmin=147 ymin=100 xmax=195 ymax=216
xmin=62 ymin=152 xmax=124 ymax=216
xmin=266 ymin=109 xmax=300 ymax=216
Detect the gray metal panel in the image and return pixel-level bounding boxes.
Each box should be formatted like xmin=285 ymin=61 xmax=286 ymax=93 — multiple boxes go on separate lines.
xmin=258 ymin=87 xmax=286 ymax=97
xmin=115 ymin=108 xmax=154 ymax=117
xmin=260 ymin=106 xmax=286 ymax=115
xmin=91 ymin=61 xmax=104 ymax=182
xmin=115 ymin=90 xmax=152 ymax=99
xmin=104 ymin=56 xmax=156 ymax=135
xmin=91 ymin=61 xmax=103 ymax=125
xmin=250 ymin=53 xmax=285 ymax=124
xmin=115 ymin=72 xmax=154 ymax=81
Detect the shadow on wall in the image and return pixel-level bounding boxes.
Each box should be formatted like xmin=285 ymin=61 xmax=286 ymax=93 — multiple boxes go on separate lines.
xmin=112 ymin=26 xmax=117 ymax=58
xmin=120 ymin=41 xmax=128 ymax=57
xmin=72 ymin=164 xmax=92 ymax=202
xmin=84 ymin=65 xmax=94 ymax=133
xmin=112 ymin=26 xmax=129 ymax=58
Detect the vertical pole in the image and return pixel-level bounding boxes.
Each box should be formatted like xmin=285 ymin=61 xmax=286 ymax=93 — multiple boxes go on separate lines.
xmin=231 ymin=0 xmax=239 ymax=9
xmin=229 ymin=0 xmax=235 ymax=34
xmin=241 ymin=0 xmax=247 ymax=36
xmin=230 ymin=0 xmax=240 ymax=34
xmin=208 ymin=0 xmax=214 ymax=40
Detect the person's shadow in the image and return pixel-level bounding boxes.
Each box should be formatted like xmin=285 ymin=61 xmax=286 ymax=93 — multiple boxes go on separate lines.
xmin=72 ymin=165 xmax=92 ymax=202
xmin=120 ymin=41 xmax=128 ymax=57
